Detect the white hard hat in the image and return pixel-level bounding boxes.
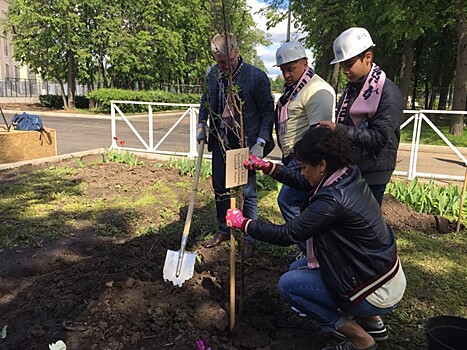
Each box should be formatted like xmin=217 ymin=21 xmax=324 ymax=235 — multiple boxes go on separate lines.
xmin=330 ymin=27 xmax=375 ymax=64
xmin=275 ymin=41 xmax=307 ymax=67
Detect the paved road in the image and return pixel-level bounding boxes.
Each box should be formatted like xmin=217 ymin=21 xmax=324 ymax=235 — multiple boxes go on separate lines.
xmin=2 ymin=109 xmax=466 ymax=182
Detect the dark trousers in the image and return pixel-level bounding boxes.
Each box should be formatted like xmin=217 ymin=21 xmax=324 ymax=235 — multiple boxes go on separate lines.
xmin=369 ymin=184 xmax=387 ymax=207
xmin=211 ymin=140 xmax=257 ymax=244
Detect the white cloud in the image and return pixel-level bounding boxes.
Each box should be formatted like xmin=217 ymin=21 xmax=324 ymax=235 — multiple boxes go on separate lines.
xmin=247 ymin=0 xmax=313 ymax=78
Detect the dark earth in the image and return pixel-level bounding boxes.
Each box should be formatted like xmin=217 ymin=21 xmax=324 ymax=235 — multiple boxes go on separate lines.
xmin=0 ymin=154 xmax=446 ymax=350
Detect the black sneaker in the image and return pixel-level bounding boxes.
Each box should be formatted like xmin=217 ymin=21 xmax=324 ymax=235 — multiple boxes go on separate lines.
xmin=362 ymin=318 xmax=388 ymax=341
xmin=332 ymin=318 xmax=388 ymax=342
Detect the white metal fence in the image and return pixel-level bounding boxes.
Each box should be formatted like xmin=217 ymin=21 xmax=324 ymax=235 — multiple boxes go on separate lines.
xmin=396 ymin=109 xmax=467 ymax=181
xmin=110 ymin=100 xmax=200 ymax=158
xmin=110 ymin=100 xmax=467 ymax=181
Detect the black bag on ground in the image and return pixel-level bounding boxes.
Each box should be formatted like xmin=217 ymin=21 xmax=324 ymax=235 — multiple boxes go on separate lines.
xmin=11 ymin=112 xmax=45 ymax=131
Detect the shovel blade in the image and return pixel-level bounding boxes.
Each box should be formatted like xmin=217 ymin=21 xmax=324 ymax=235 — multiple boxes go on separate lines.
xmin=163 ymin=249 xmax=196 ymax=287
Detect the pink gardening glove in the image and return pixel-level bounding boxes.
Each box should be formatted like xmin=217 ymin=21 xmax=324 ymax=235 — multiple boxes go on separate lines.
xmin=226 ymin=208 xmax=248 ymax=230
xmin=243 ymin=154 xmax=272 ymax=172
xmin=195 ymin=338 xmax=212 ymax=350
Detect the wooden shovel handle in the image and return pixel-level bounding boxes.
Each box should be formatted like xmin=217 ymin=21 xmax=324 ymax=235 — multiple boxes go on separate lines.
xmin=181 ymin=140 xmax=205 ymax=238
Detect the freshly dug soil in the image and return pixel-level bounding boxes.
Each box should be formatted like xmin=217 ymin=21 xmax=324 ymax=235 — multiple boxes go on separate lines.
xmin=0 ymin=156 xmax=444 ymax=350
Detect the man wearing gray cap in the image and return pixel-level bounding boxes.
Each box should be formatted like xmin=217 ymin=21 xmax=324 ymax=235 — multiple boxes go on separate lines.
xmin=274 ymin=41 xmax=335 ymax=255
xmin=197 ymin=33 xmax=275 ymax=259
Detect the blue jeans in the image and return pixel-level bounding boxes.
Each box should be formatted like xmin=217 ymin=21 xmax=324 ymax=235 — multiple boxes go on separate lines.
xmin=277 ymin=157 xmax=308 ymax=252
xmin=278 ymin=258 xmax=397 ymax=332
xmin=211 ymin=140 xmax=256 ymax=244
xmin=369 ymin=184 xmax=386 ymax=207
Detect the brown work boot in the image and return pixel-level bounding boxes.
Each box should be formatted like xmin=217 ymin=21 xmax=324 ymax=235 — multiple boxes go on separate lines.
xmin=204 ymin=233 xmax=228 ymax=248
xmin=240 ymin=243 xmax=255 ymax=260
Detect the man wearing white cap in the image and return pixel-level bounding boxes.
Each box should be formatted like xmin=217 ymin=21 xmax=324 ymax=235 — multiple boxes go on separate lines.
xmin=318 ymin=27 xmax=404 ymax=350
xmin=274 ymin=41 xmax=335 ymax=255
xmin=320 ymin=27 xmax=403 ymax=207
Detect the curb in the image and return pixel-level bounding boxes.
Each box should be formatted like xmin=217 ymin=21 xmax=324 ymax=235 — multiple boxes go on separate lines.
xmin=2 ymin=109 xmax=189 ymax=121
xmin=0 ymin=148 xmax=178 ymax=171
xmin=399 ymin=143 xmax=467 ymax=156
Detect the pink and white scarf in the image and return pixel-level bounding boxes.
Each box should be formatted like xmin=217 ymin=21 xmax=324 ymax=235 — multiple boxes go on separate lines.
xmin=306 ymin=167 xmax=349 ymax=269
xmin=337 ymin=64 xmax=386 ymax=128
xmin=276 ymin=67 xmax=314 ymax=135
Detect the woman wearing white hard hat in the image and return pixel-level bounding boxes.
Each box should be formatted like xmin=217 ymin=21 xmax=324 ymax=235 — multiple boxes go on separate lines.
xmin=318 ymin=27 xmax=405 ymax=350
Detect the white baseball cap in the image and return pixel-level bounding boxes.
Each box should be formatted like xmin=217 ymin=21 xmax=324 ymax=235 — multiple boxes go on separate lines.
xmin=275 ymin=41 xmax=307 ymax=67
xmin=330 ymin=27 xmax=375 ymax=64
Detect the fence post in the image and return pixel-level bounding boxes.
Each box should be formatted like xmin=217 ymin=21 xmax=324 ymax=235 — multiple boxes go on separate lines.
xmin=408 ymin=112 xmax=422 ymax=180
xmin=110 ymin=102 xmax=117 ymax=148
xmin=188 ymin=106 xmax=198 ymax=158
xmin=148 ymin=104 xmax=154 ymax=149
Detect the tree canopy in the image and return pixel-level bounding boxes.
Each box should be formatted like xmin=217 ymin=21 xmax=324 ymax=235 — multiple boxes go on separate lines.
xmin=5 ymin=0 xmax=269 ymax=108
xmin=262 ymin=0 xmax=466 ymax=134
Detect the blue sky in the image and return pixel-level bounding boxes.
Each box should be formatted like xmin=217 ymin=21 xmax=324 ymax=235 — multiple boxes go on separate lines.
xmin=247 ymin=0 xmax=313 ymax=78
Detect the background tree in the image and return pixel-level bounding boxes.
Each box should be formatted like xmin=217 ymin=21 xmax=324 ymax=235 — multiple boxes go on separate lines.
xmin=450 ymin=0 xmax=467 ymax=135
xmin=262 ymin=0 xmax=465 ymax=135
xmin=5 ymin=0 xmax=268 ymax=105
xmin=7 ymin=0 xmax=84 ymax=109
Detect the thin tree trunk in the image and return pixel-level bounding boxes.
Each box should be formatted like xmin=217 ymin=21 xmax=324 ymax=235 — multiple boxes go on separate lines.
xmin=411 ymin=70 xmax=419 ymax=110
xmin=450 ymin=0 xmax=467 ymax=135
xmin=57 ymin=78 xmax=67 ymax=109
xmin=399 ymin=39 xmax=415 ymax=108
xmin=424 ymin=81 xmax=429 ymax=109
xmin=330 ymin=64 xmax=339 ymax=94
xmin=67 ymin=50 xmax=76 ymax=110
xmin=438 ymin=74 xmax=450 ymax=110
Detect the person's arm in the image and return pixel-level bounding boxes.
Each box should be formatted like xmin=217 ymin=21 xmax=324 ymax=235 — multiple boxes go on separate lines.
xmin=305 ymin=88 xmax=336 ymax=126
xmin=198 ymin=68 xmax=216 ymax=126
xmin=253 ymin=71 xmax=275 ymax=143
xmin=227 ymin=195 xmax=340 ymax=246
xmin=334 ymin=82 xmax=403 ymax=152
xmin=245 ymin=155 xmax=312 ymax=192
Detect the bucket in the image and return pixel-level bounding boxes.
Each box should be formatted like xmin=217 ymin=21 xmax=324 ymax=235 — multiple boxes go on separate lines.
xmin=426 ymin=315 xmax=467 ymax=350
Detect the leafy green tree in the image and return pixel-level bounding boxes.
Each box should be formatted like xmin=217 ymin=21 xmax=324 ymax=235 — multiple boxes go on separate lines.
xmin=270 ymin=74 xmax=285 ymax=93
xmin=7 ymin=0 xmax=84 ymax=109
xmin=6 ymin=0 xmax=269 ymax=99
xmin=262 ymin=0 xmax=463 ymax=125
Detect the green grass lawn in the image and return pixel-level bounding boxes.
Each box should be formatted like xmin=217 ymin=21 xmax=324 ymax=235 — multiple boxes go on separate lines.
xmin=400 ymin=115 xmax=467 ymax=147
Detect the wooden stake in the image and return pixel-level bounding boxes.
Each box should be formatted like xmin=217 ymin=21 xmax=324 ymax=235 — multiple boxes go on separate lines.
xmin=229 ymin=197 xmax=236 ymax=331
xmin=456 ymin=167 xmax=467 ymax=233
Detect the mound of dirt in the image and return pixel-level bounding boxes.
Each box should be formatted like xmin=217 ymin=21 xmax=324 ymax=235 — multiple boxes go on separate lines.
xmin=0 ymin=157 xmax=444 ymax=349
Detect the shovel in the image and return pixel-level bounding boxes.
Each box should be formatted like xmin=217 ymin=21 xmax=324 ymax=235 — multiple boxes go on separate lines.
xmin=0 ymin=106 xmax=10 ymax=131
xmin=163 ymin=140 xmax=205 ymax=286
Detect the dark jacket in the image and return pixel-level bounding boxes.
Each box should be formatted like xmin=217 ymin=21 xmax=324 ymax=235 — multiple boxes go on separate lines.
xmin=247 ymin=164 xmax=399 ymax=311
xmin=335 ymin=76 xmax=403 ymax=185
xmin=198 ymin=61 xmax=275 ymax=155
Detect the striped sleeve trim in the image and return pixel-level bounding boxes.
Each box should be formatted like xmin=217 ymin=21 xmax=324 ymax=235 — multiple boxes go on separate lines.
xmin=243 ymin=219 xmax=253 ymax=234
xmin=264 ymin=162 xmax=278 ymax=176
xmin=349 ymin=256 xmax=401 ymax=303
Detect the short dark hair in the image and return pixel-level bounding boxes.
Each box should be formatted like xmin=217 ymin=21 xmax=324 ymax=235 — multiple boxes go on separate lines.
xmin=292 ymin=127 xmax=358 ymax=173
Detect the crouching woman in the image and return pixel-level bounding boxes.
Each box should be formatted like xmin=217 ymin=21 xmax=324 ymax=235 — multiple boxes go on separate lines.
xmin=226 ymin=127 xmax=406 ymax=350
